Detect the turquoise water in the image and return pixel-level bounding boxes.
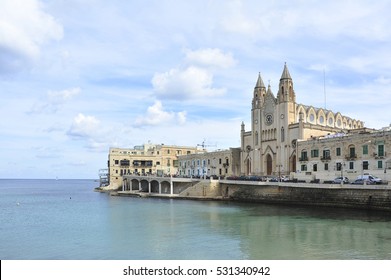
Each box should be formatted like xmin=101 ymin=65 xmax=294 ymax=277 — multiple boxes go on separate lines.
xmin=1 ymin=179 xmax=391 ymax=260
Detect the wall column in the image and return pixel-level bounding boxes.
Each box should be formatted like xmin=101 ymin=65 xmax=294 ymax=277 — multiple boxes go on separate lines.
xmin=158 ymin=182 xmax=162 ymax=194
xmin=138 ymin=181 xmax=141 ymax=191
xmin=170 ymin=179 xmax=174 ymax=195
xmin=148 ymin=181 xmax=151 ymax=194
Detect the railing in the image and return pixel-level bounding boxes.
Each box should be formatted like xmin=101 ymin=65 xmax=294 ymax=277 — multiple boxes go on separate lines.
xmin=299 ymin=156 xmax=308 ymax=161
xmin=345 ymin=154 xmax=357 ymax=160
xmin=320 ymin=156 xmax=331 ymax=161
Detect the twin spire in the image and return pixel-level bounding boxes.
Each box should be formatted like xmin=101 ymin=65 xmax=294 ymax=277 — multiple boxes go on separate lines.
xmin=255 ymin=63 xmax=292 ymax=89
xmin=253 ymin=63 xmax=295 ymax=106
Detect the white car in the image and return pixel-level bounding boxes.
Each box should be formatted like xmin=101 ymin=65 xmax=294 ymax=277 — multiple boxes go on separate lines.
xmin=333 ymin=176 xmax=349 ymax=184
xmin=356 ymin=174 xmax=382 ymax=184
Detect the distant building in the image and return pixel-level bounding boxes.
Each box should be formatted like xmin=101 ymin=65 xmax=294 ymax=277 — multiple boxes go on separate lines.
xmin=107 ymin=143 xmax=199 ymax=188
xmin=177 ymin=148 xmax=241 ymax=178
xmin=240 ymin=63 xmax=364 ymax=177
xmin=295 ymin=127 xmax=391 ymax=182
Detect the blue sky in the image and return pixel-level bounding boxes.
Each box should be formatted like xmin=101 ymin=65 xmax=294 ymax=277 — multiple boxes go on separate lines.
xmin=1 ymin=0 xmax=391 ymax=179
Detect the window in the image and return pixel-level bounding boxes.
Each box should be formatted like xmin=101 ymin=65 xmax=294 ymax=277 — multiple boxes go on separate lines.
xmin=319 ymin=116 xmax=324 ymax=124
xmin=114 ymin=160 xmax=119 ymax=164
xmin=363 ymin=161 xmax=369 ymax=170
xmin=349 ymin=147 xmax=356 ymax=158
xmin=311 ymin=149 xmax=319 ymax=158
xmin=322 ymin=149 xmax=330 ymax=160
xmin=197 ymin=160 xmax=200 ymax=166
xmin=336 ymin=162 xmax=342 ymax=171
xmin=255 ymin=131 xmax=259 ymax=145
xmin=378 ymin=161 xmax=383 ymax=169
xmin=300 ymin=150 xmax=308 ymax=161
xmin=336 ymin=147 xmax=341 ymax=156
xmin=156 ymin=161 xmax=160 ymax=165
xmin=337 ymin=119 xmax=342 ymax=127
xmin=363 ymin=145 xmax=368 ymax=155
xmin=349 ymin=162 xmax=354 ymax=170
xmin=226 ymin=158 xmax=229 ymax=165
xmin=324 ymin=163 xmax=329 ymax=171
xmin=313 ymin=164 xmax=318 ymax=172
xmin=281 ymin=127 xmax=285 ymax=142
xmin=219 ymin=158 xmax=222 ymax=164
xmin=301 ymin=165 xmax=307 ymax=171
xmin=378 ymin=144 xmax=385 ymax=157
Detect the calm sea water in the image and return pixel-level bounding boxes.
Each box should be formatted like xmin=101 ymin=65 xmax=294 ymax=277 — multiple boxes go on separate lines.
xmin=1 ymin=179 xmax=391 ymax=260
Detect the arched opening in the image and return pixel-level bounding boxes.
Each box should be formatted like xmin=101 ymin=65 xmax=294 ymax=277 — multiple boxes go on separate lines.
xmin=151 ymin=180 xmax=159 ymax=193
xmin=291 ymin=154 xmax=296 ymax=173
xmin=266 ymin=154 xmax=273 ymax=175
xmin=246 ymin=158 xmax=251 ymax=175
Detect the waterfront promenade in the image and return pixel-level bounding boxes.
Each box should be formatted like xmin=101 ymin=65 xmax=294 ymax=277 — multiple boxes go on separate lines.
xmin=100 ymin=175 xmax=391 ymax=211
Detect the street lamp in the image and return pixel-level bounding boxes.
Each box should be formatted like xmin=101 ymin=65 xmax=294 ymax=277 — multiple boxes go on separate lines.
xmin=277 ymin=164 xmax=283 ymax=181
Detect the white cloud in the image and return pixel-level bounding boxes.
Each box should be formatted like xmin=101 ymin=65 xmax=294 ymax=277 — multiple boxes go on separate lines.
xmin=151 ymin=48 xmax=236 ymax=100
xmin=67 ymin=113 xmax=100 ymax=139
xmin=152 ymin=66 xmax=225 ymax=99
xmin=29 ymin=87 xmax=81 ymax=114
xmin=134 ymin=101 xmax=187 ymax=127
xmin=375 ymin=76 xmax=391 ymax=85
xmin=0 ymin=0 xmax=63 ymax=73
xmin=184 ymin=48 xmax=236 ymax=68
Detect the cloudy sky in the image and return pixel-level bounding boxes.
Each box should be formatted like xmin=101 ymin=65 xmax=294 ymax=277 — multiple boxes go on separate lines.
xmin=1 ymin=0 xmax=391 ymax=179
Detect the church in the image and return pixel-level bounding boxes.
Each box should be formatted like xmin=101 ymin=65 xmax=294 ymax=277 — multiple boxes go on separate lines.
xmin=240 ymin=63 xmax=365 ymax=176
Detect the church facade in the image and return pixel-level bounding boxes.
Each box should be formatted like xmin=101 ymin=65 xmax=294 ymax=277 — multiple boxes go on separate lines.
xmin=240 ymin=64 xmax=365 ymax=177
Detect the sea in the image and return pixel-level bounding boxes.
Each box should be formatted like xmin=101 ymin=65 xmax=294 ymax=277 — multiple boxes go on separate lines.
xmin=1 ymin=179 xmax=391 ymax=260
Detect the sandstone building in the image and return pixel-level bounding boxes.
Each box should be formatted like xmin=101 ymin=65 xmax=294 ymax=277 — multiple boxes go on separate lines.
xmin=240 ymin=63 xmax=364 ymax=177
xmin=107 ymin=143 xmax=199 ymax=188
xmin=177 ymin=148 xmax=241 ymax=178
xmin=295 ymin=126 xmax=391 ymax=182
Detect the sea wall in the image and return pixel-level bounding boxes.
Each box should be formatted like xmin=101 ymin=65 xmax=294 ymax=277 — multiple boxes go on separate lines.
xmin=112 ymin=176 xmax=391 ymax=211
xmin=221 ymin=182 xmax=391 ymax=211
xmin=178 ymin=179 xmax=221 ymax=198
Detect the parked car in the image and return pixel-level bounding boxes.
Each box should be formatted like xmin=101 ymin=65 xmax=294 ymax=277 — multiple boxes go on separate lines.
xmin=356 ymin=174 xmax=382 ymax=184
xmin=280 ymin=175 xmax=290 ymax=182
xmin=351 ymin=178 xmax=374 ymax=185
xmin=333 ymin=176 xmax=350 ymax=184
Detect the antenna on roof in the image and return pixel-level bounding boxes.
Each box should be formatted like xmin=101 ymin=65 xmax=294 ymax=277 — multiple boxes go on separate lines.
xmin=323 ymin=68 xmax=327 ymax=109
xmin=197 ymin=139 xmax=217 ymax=149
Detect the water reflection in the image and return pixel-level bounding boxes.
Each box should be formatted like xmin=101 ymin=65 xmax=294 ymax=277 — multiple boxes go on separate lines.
xmin=106 ymin=197 xmax=391 ymax=260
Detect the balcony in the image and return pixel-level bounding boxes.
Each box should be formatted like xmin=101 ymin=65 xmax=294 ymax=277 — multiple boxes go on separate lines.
xmin=299 ymin=156 xmax=308 ymax=162
xmin=345 ymin=154 xmax=357 ymax=160
xmin=133 ymin=160 xmax=153 ymax=167
xmin=374 ymin=152 xmax=386 ymax=159
xmin=320 ymin=156 xmax=331 ymax=161
xmin=120 ymin=160 xmax=130 ymax=166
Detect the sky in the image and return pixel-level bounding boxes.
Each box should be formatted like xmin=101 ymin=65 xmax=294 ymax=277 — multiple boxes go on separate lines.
xmin=1 ymin=0 xmax=391 ymax=179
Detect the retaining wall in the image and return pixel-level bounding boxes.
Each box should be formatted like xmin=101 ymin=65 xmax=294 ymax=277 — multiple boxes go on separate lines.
xmin=222 ymin=182 xmax=391 ymax=211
